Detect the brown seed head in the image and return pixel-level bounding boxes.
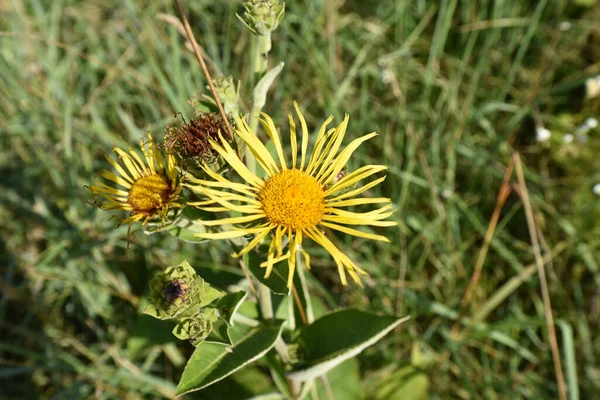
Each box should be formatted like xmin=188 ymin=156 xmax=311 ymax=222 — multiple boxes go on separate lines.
xmin=164 ymin=112 xmax=233 ymax=166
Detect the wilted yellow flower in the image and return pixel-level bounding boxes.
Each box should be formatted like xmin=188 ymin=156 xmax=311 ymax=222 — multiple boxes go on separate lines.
xmin=89 ymin=133 xmax=182 ymax=236
xmin=187 ymin=103 xmax=396 ymax=287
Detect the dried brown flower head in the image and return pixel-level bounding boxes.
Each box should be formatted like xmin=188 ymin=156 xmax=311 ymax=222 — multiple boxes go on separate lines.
xmin=164 ymin=112 xmax=233 ymax=166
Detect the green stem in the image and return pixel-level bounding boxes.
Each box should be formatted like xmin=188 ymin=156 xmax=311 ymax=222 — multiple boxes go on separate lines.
xmin=255 ymin=33 xmax=272 ymax=73
xmin=296 ymin=248 xmax=314 ymax=323
xmin=295 ymin=249 xmax=315 ymax=399
xmin=258 ymin=282 xmax=274 ymax=321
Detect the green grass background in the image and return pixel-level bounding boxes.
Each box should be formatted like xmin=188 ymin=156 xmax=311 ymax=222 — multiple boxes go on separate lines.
xmin=2 ymin=0 xmax=600 ymax=398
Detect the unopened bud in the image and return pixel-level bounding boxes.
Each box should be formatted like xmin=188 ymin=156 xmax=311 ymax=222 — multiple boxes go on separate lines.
xmin=238 ymin=0 xmax=285 ymax=36
xmin=172 ymin=309 xmax=219 ymax=346
xmin=144 ymin=261 xmax=223 ymax=320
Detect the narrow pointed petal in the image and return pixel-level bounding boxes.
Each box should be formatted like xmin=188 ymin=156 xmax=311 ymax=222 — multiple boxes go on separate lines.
xmin=293 ymin=102 xmax=310 ymax=170
xmin=233 ymin=226 xmax=274 ymax=257
xmin=325 ymin=165 xmax=387 ymax=196
xmin=320 ymin=221 xmax=391 ymax=242
xmin=327 ymin=176 xmax=386 ymax=202
xmin=318 ymin=132 xmax=378 ymax=185
xmin=258 ymin=113 xmax=287 ymax=170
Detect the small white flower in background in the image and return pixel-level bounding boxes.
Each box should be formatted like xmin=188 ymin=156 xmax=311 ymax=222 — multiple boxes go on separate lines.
xmin=536 ymin=126 xmax=551 ymax=142
xmin=585 ymin=117 xmax=598 ymax=129
xmin=563 ymin=134 xmax=574 ymax=144
xmin=586 ymin=76 xmax=600 ymax=99
xmin=558 ymin=21 xmax=572 ymax=31
xmin=593 ymin=184 xmax=600 ymax=196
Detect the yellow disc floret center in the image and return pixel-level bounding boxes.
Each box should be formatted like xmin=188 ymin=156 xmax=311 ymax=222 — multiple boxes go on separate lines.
xmin=128 ymin=174 xmax=173 ymax=216
xmin=258 ymin=169 xmax=325 ymax=231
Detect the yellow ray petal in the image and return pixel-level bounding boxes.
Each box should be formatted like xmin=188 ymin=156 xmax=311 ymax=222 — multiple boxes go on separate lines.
xmin=304 ymin=227 xmax=348 ymax=285
xmin=309 ymin=227 xmax=367 ymax=277
xmin=327 ymin=176 xmax=386 ymax=202
xmin=195 ymin=206 xmax=231 ymax=212
xmin=258 ymin=113 xmax=287 ymax=170
xmin=325 ymin=165 xmax=387 ymax=196
xmin=293 ymin=102 xmax=309 ymax=170
xmin=261 ymin=253 xmax=290 ymax=277
xmin=148 ymin=132 xmax=165 ymax=174
xmin=90 ymin=183 xmax=129 ymax=197
xmin=275 ymin=225 xmax=285 ymax=257
xmin=105 ymin=154 xmax=134 ymax=184
xmin=317 ymin=132 xmax=378 ymax=184
xmin=127 ymin=145 xmax=148 ymax=171
xmin=319 ymin=221 xmax=391 ymax=242
xmin=194 ymin=227 xmax=266 ymax=240
xmin=306 ymin=120 xmax=334 ymax=175
xmin=288 ymin=113 xmax=298 ymax=168
xmin=237 ymin=116 xmax=278 ymax=176
xmin=166 ymin=154 xmax=178 ymax=182
xmin=326 ymin=197 xmax=391 ymax=207
xmin=121 ymin=214 xmax=145 ymax=224
xmin=192 ymin=165 xmax=258 ymax=197
xmin=197 ymin=190 xmax=263 ymax=214
xmin=114 ymin=148 xmax=142 ymax=180
xmin=187 ymin=185 xmax=259 ymax=205
xmin=233 ymin=226 xmax=274 ymax=257
xmin=322 ymin=216 xmax=397 ymax=227
xmin=210 ymin=133 xmax=263 ymax=188
xmin=99 ymin=170 xmax=133 ymax=189
xmin=140 ymin=137 xmax=157 ymax=175
xmin=313 ymin=115 xmax=349 ymax=178
xmin=200 ymin=213 xmax=265 ymax=227
xmin=287 ymin=230 xmax=298 ymax=288
xmin=325 ymin=204 xmax=395 ymax=220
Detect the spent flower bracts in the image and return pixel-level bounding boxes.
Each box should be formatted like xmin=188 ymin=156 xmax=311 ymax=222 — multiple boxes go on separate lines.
xmin=163 ymin=111 xmax=234 ymax=168
xmin=187 ymin=102 xmax=397 ymax=287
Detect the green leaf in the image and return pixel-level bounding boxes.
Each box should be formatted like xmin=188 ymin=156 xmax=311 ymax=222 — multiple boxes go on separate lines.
xmin=166 ymin=221 xmax=209 ymax=243
xmin=176 ymin=322 xmax=285 ymax=395
xmin=206 ymin=291 xmax=248 ymax=345
xmin=369 ymin=364 xmax=429 ymax=400
xmin=198 ymin=281 xmax=226 ymax=308
xmin=247 ymin=250 xmax=290 ymax=295
xmin=314 ymin=359 xmax=360 ymax=400
xmin=252 ymin=62 xmax=284 ymax=111
xmin=214 ymin=291 xmax=248 ymax=324
xmin=288 ymin=309 xmax=409 ymax=381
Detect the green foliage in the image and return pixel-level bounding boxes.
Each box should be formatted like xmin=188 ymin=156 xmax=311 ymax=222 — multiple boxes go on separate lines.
xmin=288 ymin=310 xmax=409 ymax=381
xmin=176 ymin=322 xmax=285 ymax=395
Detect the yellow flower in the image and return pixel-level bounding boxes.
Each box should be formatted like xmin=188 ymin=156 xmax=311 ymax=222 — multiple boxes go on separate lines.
xmin=187 ymin=103 xmax=396 ymax=287
xmin=90 ymin=133 xmax=182 ymax=236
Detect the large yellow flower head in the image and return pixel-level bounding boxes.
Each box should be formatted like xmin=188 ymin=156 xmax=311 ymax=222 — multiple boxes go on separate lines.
xmin=89 ymin=133 xmax=182 ymax=236
xmin=187 ymin=103 xmax=396 ymax=287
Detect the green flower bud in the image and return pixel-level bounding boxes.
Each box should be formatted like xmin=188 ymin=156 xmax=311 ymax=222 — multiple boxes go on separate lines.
xmin=143 ymin=261 xmax=223 ymax=320
xmin=212 ymin=76 xmax=240 ymax=116
xmin=172 ymin=309 xmax=219 ymax=346
xmin=238 ymin=0 xmax=285 ymax=36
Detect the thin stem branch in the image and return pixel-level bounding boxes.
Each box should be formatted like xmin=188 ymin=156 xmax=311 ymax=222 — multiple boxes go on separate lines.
xmin=451 ymin=159 xmax=513 ymax=340
xmin=173 ymin=0 xmax=234 ymax=143
xmin=513 ymin=153 xmax=567 ymax=400
xmin=291 ymin=284 xmax=308 ymax=325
